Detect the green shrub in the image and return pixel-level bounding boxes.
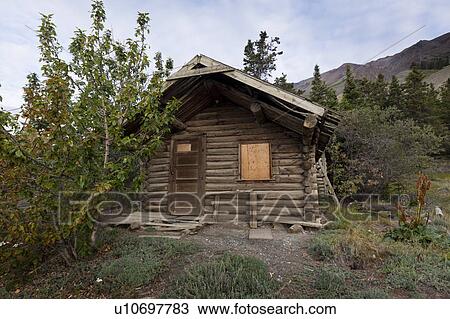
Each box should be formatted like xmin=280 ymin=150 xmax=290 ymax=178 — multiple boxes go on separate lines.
xmin=384 ymin=254 xmax=419 ymax=291
xmin=308 ymin=226 xmax=387 ymax=269
xmin=164 ymin=254 xmax=279 ymax=298
xmin=385 ymin=224 xmax=448 ymax=247
xmin=430 ymin=218 xmax=449 ymax=233
xmin=383 ymin=250 xmax=450 ymax=294
xmin=352 ymin=288 xmax=389 ymax=299
xmin=0 ymin=228 xmax=198 ymax=298
xmin=308 ymin=234 xmax=335 ymax=261
xmin=98 ymin=254 xmax=163 ymax=289
xmin=312 ymin=265 xmax=349 ymax=298
xmin=97 ymin=235 xmax=197 ymax=296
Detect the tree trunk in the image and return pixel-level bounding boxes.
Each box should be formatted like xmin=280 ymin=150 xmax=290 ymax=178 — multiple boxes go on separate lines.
xmin=102 ymin=99 xmax=110 ymax=167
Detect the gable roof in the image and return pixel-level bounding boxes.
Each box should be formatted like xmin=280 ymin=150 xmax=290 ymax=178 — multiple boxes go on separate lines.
xmin=166 ymin=54 xmax=326 ymax=116
xmin=161 ymin=54 xmax=341 ymax=157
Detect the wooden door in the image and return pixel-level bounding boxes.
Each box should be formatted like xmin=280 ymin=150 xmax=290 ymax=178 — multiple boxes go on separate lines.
xmin=168 ymin=134 xmax=206 ymax=215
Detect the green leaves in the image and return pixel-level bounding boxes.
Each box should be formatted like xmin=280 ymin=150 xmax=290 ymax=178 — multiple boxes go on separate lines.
xmin=1 ymin=0 xmax=177 ymax=274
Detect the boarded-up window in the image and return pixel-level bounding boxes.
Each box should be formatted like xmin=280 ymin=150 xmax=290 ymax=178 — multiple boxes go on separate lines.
xmin=240 ymin=143 xmax=271 ymax=180
xmin=176 ymin=143 xmax=191 ymax=153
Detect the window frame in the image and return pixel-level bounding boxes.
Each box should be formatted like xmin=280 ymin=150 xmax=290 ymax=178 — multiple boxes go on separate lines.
xmin=238 ymin=141 xmax=273 ymax=182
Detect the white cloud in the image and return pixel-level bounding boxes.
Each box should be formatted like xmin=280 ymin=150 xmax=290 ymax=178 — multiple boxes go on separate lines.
xmin=1 ymin=0 xmax=449 ymax=111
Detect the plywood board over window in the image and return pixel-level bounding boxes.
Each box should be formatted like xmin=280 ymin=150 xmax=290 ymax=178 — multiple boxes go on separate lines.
xmin=176 ymin=143 xmax=191 ymax=153
xmin=240 ymin=143 xmax=271 ymax=180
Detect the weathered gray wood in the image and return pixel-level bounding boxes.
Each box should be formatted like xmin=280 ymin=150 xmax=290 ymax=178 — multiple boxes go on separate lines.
xmin=256 ymin=215 xmax=324 ymax=228
xmin=250 ymin=102 xmax=266 ymax=124
xmin=302 ymin=114 xmax=318 ymax=146
xmin=167 ymin=64 xmax=234 ymax=80
xmin=172 ymin=118 xmax=187 ymax=131
xmin=249 ymin=192 xmax=258 ymax=228
xmin=139 ymin=102 xmax=315 ymax=223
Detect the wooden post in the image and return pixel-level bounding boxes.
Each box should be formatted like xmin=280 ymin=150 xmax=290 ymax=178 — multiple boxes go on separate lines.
xmin=213 ymin=194 xmax=220 ymax=222
xmin=249 ymin=191 xmax=258 ymax=228
xmin=302 ymin=114 xmax=317 ymax=146
xmin=250 ymin=102 xmax=266 ymax=125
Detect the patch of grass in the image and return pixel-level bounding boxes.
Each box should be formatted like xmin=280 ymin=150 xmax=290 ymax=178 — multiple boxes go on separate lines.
xmin=97 ymin=235 xmax=197 ymax=297
xmin=308 ymin=233 xmax=335 ymax=261
xmin=1 ymin=228 xmax=198 ymax=298
xmin=384 ymin=223 xmax=448 ymax=247
xmin=382 ymin=245 xmax=450 ymax=295
xmin=308 ymin=225 xmax=387 ymax=269
xmin=351 ymin=288 xmax=389 ymax=299
xmin=164 ymin=253 xmax=279 ymax=298
xmin=293 ymin=264 xmax=367 ymax=298
xmin=312 ymin=265 xmax=350 ymax=298
xmin=305 ymin=214 xmax=449 ymax=298
xmin=383 ymin=253 xmax=419 ymax=291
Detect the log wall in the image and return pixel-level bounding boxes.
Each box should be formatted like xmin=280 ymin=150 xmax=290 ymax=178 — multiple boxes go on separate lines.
xmin=141 ymin=102 xmax=320 ymax=223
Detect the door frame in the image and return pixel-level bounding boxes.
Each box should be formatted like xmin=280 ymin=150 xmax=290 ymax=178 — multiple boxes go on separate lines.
xmin=168 ymin=133 xmax=206 ymax=214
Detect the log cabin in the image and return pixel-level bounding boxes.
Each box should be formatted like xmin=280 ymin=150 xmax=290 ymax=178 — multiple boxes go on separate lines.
xmin=112 ymin=54 xmax=340 ymax=228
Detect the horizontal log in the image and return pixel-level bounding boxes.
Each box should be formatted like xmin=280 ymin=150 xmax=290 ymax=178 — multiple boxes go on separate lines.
xmin=146 ymin=184 xmax=169 ymax=191
xmin=207 ymin=154 xmax=238 ymax=162
xmin=191 ymin=110 xmax=251 ymax=121
xmin=206 ymin=168 xmax=239 ymax=176
xmin=274 ymin=175 xmax=305 ymax=183
xmin=148 ymin=151 xmax=169 ymax=159
xmin=148 ymin=164 xmax=170 ymax=172
xmin=272 ymin=159 xmax=302 ymax=166
xmin=206 ymin=176 xmax=238 ymax=183
xmin=256 ymin=216 xmax=324 ymax=228
xmin=257 ymin=199 xmax=306 ymax=207
xmin=207 ymin=132 xmax=289 ymax=143
xmin=144 ymin=171 xmax=169 ymax=178
xmin=258 ymin=206 xmax=304 ymax=215
xmin=271 ymin=144 xmax=301 ymax=153
xmin=256 ymin=191 xmax=306 ymax=199
xmin=207 ymin=138 xmax=298 ymax=149
xmin=149 ymin=158 xmax=170 ymax=165
xmin=272 ymin=152 xmax=301 ymax=160
xmin=206 ymin=183 xmax=306 ymax=191
xmin=207 ymin=148 xmax=238 ymax=156
xmin=146 ymin=177 xmax=169 ymax=184
xmin=186 ymin=122 xmax=258 ymax=132
xmin=207 ymin=161 xmax=238 ymax=169
xmin=186 ymin=116 xmax=254 ymax=127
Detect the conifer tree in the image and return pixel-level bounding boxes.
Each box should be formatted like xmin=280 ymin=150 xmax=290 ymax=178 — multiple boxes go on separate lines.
xmin=439 ymin=78 xmax=450 ymax=128
xmin=438 ymin=78 xmax=450 ymax=153
xmin=342 ymin=65 xmax=360 ymax=107
xmin=243 ymin=31 xmax=283 ymax=80
xmin=386 ymin=75 xmax=403 ymax=109
xmin=371 ymin=74 xmax=388 ymax=108
xmin=274 ymin=73 xmax=304 ymax=95
xmin=402 ymin=67 xmax=429 ymax=120
xmin=309 ymin=65 xmax=337 ymax=108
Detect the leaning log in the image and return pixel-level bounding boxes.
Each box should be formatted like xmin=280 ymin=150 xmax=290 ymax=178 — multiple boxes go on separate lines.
xmin=302 ymin=114 xmax=317 ymax=146
xmin=172 ymin=118 xmax=187 ymax=131
xmin=250 ymin=102 xmax=266 ymax=124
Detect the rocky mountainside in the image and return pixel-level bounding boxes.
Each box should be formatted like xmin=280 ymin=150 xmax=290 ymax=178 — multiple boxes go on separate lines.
xmin=296 ymin=32 xmax=450 ymax=96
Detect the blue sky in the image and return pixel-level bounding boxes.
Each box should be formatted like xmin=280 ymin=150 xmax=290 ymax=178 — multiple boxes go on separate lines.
xmin=1 ymin=0 xmax=449 ymax=112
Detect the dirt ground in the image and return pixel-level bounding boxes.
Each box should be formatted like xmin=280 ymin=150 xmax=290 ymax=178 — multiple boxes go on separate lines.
xmin=190 ymin=223 xmax=316 ymax=281
xmin=141 ymin=223 xmax=317 ymax=297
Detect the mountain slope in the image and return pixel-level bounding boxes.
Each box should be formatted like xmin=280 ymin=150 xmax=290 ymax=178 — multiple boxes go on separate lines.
xmin=296 ymin=32 xmax=450 ymax=96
